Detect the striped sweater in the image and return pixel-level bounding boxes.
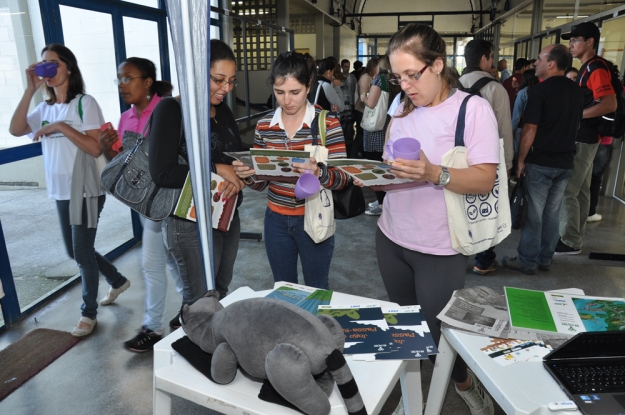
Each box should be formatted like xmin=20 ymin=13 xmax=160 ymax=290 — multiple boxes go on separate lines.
xmin=249 ymin=103 xmax=349 ymax=215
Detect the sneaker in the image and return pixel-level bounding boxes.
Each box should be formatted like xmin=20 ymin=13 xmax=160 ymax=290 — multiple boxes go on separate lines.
xmin=368 ymin=200 xmax=379 ymax=208
xmin=537 ymin=264 xmax=550 ymax=271
xmin=587 ymin=213 xmax=602 ymax=222
xmin=169 ymin=312 xmax=182 ymax=329
xmin=502 ymin=256 xmax=535 ymax=275
xmin=472 ymin=260 xmax=498 ymax=275
xmin=100 ymin=279 xmax=130 ymax=305
xmin=365 ymin=205 xmax=383 ymax=216
xmin=554 ymin=239 xmax=581 ymax=255
xmin=124 ymin=327 xmax=163 ymax=352
xmin=455 ymin=371 xmax=494 ymax=415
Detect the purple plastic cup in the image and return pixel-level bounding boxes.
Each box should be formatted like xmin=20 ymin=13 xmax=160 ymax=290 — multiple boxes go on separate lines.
xmin=386 ymin=137 xmax=421 ymax=161
xmin=34 ymin=62 xmax=58 ymax=78
xmin=294 ymin=171 xmax=320 ymax=199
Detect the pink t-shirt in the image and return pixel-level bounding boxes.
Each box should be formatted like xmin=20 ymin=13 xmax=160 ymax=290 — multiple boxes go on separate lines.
xmin=378 ymin=90 xmax=500 ymax=255
xmin=112 ymin=94 xmax=163 ymax=151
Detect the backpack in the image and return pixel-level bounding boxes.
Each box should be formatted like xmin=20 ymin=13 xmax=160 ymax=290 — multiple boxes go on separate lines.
xmin=583 ymin=57 xmax=625 ymax=138
xmin=458 ymin=76 xmax=498 ymax=98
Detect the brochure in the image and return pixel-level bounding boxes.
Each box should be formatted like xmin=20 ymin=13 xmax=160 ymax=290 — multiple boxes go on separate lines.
xmin=505 ymin=287 xmax=625 ymax=335
xmin=437 ymin=286 xmax=509 ymax=337
xmin=250 ymin=149 xmax=312 ymax=183
xmin=371 ymin=306 xmax=438 ymax=361
xmin=318 ymin=304 xmax=393 ymax=355
xmin=325 ymin=159 xmax=427 ymax=191
xmin=173 ymin=172 xmax=237 ymax=232
xmin=264 ymin=282 xmax=333 ymax=316
xmin=480 ymin=338 xmax=552 ymax=366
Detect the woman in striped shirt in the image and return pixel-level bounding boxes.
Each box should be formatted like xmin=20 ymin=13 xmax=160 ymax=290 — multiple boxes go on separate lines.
xmin=233 ymin=52 xmax=349 ymax=289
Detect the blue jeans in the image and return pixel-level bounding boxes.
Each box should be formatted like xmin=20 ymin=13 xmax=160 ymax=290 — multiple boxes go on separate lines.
xmin=162 ymin=216 xmax=207 ymax=306
xmin=263 ymin=208 xmax=334 ymax=289
xmin=212 ymin=212 xmax=241 ymax=299
xmin=518 ymin=164 xmax=572 ymax=269
xmin=140 ymin=216 xmax=181 ymax=333
xmin=56 ymin=196 xmax=127 ymax=319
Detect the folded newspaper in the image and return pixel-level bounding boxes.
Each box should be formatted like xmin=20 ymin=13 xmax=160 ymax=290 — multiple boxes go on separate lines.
xmin=437 ymin=286 xmax=509 ymax=337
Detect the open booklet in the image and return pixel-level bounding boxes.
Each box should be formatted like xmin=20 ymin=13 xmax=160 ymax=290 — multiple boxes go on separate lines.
xmin=225 ymin=150 xmax=311 ymax=183
xmin=173 ymin=172 xmax=237 ymax=232
xmin=264 ymin=282 xmax=333 ymax=316
xmin=505 ymin=287 xmax=625 ymax=336
xmin=325 ymin=159 xmax=427 ymax=191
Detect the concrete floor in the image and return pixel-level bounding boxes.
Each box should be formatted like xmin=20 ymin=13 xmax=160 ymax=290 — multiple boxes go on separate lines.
xmin=1 ymin=185 xmax=625 ymax=415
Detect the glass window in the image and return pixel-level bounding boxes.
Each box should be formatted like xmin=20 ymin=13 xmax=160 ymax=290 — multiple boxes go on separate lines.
xmin=123 ymin=17 xmax=161 ymax=79
xmin=123 ymin=0 xmax=159 ymax=7
xmin=599 ymin=15 xmax=625 ymax=72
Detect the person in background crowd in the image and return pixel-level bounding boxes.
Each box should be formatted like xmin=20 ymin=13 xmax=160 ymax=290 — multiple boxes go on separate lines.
xmin=587 ymin=135 xmax=613 ymax=222
xmin=511 ymin=69 xmax=540 ymax=156
xmin=361 ymin=56 xmax=393 ymax=216
xmin=490 ymin=65 xmax=500 ymax=82
xmin=498 ymin=58 xmax=511 ymax=83
xmin=340 ymin=59 xmax=357 ymax=157
xmin=232 ymin=51 xmax=349 ymax=290
xmin=503 ymin=44 xmax=585 ymax=275
xmin=352 ymin=60 xmax=364 ymax=80
xmin=459 ymin=39 xmax=514 ymax=276
xmin=528 ymin=59 xmax=537 ymax=69
xmin=556 ymin=21 xmax=617 ymax=255
xmin=354 ymin=59 xmax=379 ymax=158
xmin=315 ymin=58 xmax=344 ymax=113
xmin=565 ymin=67 xmax=578 ymax=82
xmin=10 ymin=44 xmax=130 ymax=337
xmin=379 ymin=23 xmax=500 ymax=415
xmin=503 ymin=58 xmax=530 ymax=114
xmin=99 ymin=57 xmax=182 ymax=351
xmin=149 ymin=39 xmax=246 ymax=321
xmin=304 ymin=53 xmax=318 ymax=104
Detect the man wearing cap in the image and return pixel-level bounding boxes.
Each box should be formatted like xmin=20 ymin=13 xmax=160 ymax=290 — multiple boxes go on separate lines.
xmin=556 ymin=21 xmax=617 ymax=255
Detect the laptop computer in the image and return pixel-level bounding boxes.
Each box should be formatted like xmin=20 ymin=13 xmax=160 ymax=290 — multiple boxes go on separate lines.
xmin=543 ymin=331 xmax=625 ymax=415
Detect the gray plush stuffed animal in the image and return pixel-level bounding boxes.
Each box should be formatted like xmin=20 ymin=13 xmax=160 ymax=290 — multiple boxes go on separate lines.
xmin=181 ymin=291 xmax=366 ymax=415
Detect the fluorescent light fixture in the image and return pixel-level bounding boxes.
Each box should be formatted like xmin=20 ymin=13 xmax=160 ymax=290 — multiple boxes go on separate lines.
xmin=0 ymin=12 xmax=25 ymax=16
xmin=556 ymin=15 xmax=588 ymax=18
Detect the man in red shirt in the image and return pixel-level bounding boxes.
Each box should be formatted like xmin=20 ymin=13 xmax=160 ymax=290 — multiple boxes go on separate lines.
xmin=555 ymin=21 xmax=617 ymax=255
xmin=502 ymin=58 xmax=530 ymax=114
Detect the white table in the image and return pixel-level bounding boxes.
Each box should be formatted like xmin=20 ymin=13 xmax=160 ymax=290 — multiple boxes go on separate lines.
xmin=424 ymin=330 xmax=583 ymax=414
xmin=153 ymin=286 xmax=423 ymax=415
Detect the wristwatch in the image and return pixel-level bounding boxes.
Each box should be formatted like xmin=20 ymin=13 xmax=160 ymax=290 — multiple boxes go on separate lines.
xmin=438 ymin=166 xmax=451 ymax=187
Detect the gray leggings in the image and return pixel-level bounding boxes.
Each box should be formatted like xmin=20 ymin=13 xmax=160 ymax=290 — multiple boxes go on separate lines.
xmin=376 ymin=228 xmax=469 ymax=383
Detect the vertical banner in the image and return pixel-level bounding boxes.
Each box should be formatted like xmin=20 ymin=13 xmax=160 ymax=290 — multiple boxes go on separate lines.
xmin=165 ymin=0 xmax=214 ymax=290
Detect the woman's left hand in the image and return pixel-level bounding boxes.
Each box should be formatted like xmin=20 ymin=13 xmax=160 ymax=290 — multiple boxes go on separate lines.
xmin=390 ymin=150 xmax=438 ymax=182
xmin=33 ymin=122 xmax=65 ymax=141
xmin=292 ymin=157 xmax=321 ymax=178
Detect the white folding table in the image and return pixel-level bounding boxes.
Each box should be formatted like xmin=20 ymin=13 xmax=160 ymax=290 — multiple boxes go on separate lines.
xmin=153 ymin=285 xmax=423 ymax=415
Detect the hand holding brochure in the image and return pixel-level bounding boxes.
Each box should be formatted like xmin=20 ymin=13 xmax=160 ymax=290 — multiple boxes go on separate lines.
xmin=173 ymin=172 xmax=237 ymax=232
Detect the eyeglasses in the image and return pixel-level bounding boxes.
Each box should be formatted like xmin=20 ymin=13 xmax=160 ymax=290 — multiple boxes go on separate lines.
xmin=569 ymin=37 xmax=586 ymax=44
xmin=114 ymin=76 xmax=146 ymax=85
xmin=210 ymin=74 xmax=238 ymax=87
xmin=389 ymin=64 xmax=429 ymax=86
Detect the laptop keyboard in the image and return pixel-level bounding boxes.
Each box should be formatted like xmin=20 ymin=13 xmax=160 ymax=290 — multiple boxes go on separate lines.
xmin=555 ymin=363 xmax=625 ymax=394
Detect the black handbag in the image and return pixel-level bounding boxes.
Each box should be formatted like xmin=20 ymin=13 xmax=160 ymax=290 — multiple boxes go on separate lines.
xmin=510 ymin=175 xmax=528 ymax=230
xmin=333 ymin=181 xmax=365 ymax=220
xmin=310 ymin=111 xmax=366 ymax=220
xmin=100 ymin=97 xmax=186 ymax=221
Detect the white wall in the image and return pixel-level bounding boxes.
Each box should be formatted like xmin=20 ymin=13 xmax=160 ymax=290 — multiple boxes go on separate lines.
xmin=295 ymin=33 xmax=316 ymax=57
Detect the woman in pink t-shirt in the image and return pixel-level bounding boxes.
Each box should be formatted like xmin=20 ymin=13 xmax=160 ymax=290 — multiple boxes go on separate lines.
xmin=380 ymin=24 xmax=500 ymax=414
xmin=99 ymin=57 xmax=182 ymax=353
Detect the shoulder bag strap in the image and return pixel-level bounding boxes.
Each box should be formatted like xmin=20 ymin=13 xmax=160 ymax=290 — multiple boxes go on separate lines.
xmin=77 ymin=94 xmax=85 ymax=122
xmin=455 ymin=95 xmax=473 ymax=147
xmin=318 ymin=109 xmax=328 ymax=146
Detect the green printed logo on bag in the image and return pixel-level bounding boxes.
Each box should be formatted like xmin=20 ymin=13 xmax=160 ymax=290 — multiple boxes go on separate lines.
xmin=41 ymin=121 xmax=50 ymax=126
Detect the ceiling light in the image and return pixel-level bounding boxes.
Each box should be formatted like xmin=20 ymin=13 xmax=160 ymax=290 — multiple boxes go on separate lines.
xmin=556 ymin=15 xmax=588 ymax=18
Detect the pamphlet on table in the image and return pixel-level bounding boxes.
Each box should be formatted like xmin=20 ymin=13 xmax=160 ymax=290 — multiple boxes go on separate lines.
xmin=480 ymin=337 xmax=552 ymax=366
xmin=437 ymin=286 xmax=509 ymax=337
xmin=173 ymin=172 xmax=237 ymax=232
xmin=264 ymin=282 xmax=333 ymax=316
xmin=318 ymin=304 xmax=393 ymax=355
xmin=505 ymin=287 xmax=625 ymax=335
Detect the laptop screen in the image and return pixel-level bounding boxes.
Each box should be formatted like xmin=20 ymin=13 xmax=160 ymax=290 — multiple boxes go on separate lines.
xmin=546 ymin=332 xmax=625 ymax=360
